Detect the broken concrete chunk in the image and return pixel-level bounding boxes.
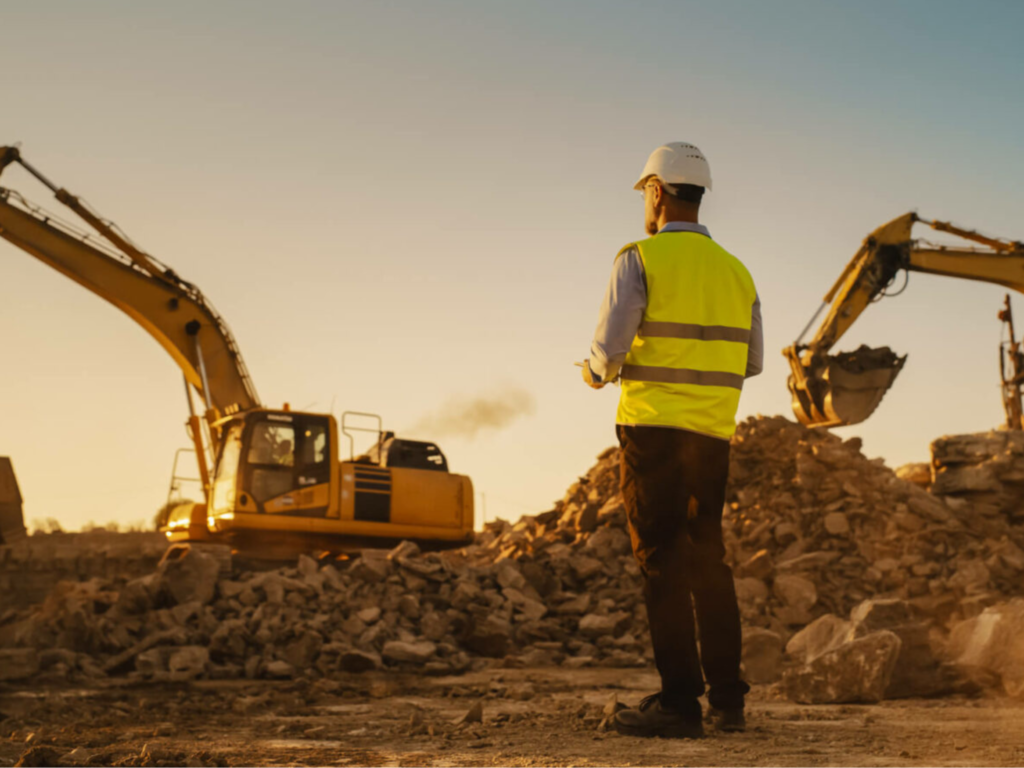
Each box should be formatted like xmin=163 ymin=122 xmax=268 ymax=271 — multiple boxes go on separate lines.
xmin=388 ymin=540 xmax=421 ymax=561
xmin=339 ymin=649 xmax=383 ymax=673
xmin=383 ymin=640 xmax=437 ymax=665
xmin=349 ymin=551 xmax=392 ymax=583
xmin=264 ymin=660 xmax=296 ymax=678
xmin=158 ymin=547 xmax=220 ymax=606
xmin=578 ymin=612 xmax=629 ymax=639
xmin=357 ymin=606 xmax=382 ymax=624
xmin=782 ymin=630 xmax=901 ymax=704
xmin=167 ymin=645 xmax=209 ymax=677
xmin=785 ymin=614 xmax=853 ymax=664
xmin=948 ymin=598 xmax=1024 ymax=699
xmin=460 ymin=614 xmax=512 ymax=657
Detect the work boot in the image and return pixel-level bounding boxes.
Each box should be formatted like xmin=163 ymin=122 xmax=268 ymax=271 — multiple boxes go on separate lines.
xmin=708 ymin=707 xmax=746 ymax=733
xmin=613 ymin=693 xmax=703 ymax=739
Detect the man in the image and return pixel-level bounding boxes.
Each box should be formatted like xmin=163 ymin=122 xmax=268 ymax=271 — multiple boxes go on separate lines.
xmin=582 ymin=142 xmax=763 ymax=739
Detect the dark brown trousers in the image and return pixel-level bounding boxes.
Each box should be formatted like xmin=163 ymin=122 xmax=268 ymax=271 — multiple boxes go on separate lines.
xmin=617 ymin=424 xmax=749 ymax=714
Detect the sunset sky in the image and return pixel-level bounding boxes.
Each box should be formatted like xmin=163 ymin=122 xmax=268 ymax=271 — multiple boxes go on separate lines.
xmin=2 ymin=0 xmax=1023 ymax=531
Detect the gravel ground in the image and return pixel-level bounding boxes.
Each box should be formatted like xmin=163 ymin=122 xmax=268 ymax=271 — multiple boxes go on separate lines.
xmin=3 ymin=667 xmax=1024 ymax=767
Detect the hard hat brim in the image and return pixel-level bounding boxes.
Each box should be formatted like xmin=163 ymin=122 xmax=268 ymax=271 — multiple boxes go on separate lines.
xmin=633 ymin=174 xmax=654 ymax=191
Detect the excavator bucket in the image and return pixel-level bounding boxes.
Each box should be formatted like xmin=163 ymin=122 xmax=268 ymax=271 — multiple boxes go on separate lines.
xmin=787 ymin=346 xmax=906 ymax=428
xmin=0 ymin=458 xmax=28 ymax=545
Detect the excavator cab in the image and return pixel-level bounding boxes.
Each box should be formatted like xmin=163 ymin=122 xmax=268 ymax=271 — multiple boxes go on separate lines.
xmin=164 ymin=409 xmax=474 ymax=558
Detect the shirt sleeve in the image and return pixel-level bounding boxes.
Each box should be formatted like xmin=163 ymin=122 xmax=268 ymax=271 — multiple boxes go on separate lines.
xmin=588 ymin=247 xmax=647 ymax=383
xmin=745 ymin=294 xmax=763 ymax=378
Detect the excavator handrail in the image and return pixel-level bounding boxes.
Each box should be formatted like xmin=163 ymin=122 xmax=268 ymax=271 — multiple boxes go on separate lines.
xmin=0 ymin=188 xmax=126 ymax=263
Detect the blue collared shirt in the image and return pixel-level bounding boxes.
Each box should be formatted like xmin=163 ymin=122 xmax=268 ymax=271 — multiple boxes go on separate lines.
xmin=588 ymin=221 xmax=763 ymax=384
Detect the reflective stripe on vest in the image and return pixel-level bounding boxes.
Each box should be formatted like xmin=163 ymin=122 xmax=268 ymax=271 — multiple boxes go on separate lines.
xmin=616 ymin=231 xmax=757 ymax=439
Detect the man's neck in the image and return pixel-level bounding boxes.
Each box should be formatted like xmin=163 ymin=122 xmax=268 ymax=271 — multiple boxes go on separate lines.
xmin=656 ymin=212 xmax=700 ymax=231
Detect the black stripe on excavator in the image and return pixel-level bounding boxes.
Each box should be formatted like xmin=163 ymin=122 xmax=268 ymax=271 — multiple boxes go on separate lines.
xmin=355 ymin=480 xmax=391 ymax=491
xmin=354 ymin=490 xmax=390 ymax=523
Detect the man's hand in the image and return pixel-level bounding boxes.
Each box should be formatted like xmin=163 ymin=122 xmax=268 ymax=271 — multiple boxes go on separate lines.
xmin=580 ymin=361 xmax=606 ymax=389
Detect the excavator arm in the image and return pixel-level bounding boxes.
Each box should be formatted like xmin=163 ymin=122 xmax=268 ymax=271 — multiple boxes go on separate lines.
xmin=785 ymin=212 xmax=1024 ymax=427
xmin=0 ymin=147 xmax=261 ymax=471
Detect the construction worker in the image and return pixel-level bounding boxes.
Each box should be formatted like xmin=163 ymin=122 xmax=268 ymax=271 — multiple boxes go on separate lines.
xmin=582 ymin=142 xmax=762 ymax=739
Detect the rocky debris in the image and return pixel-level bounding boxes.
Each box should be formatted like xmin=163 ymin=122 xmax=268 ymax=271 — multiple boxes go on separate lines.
xmin=1 ymin=415 xmax=1022 ymax=697
xmin=931 ymin=431 xmax=1024 ymax=523
xmin=781 ymin=630 xmax=902 ymax=704
xmin=724 ymin=416 xmax=1024 ymax=637
xmin=947 ymin=598 xmax=1024 ymax=698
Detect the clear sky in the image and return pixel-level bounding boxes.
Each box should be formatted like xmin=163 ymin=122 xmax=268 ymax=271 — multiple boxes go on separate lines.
xmin=1 ymin=0 xmax=1022 ymax=531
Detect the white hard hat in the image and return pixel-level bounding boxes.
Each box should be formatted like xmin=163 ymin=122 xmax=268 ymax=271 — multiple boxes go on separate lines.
xmin=634 ymin=142 xmax=712 ymax=192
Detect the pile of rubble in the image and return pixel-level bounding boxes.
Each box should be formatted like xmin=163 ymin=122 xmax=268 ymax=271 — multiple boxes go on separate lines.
xmin=0 ymin=522 xmax=648 ymax=684
xmin=724 ymin=417 xmax=1024 ymax=629
xmin=2 ymin=415 xmax=1024 ymax=701
xmin=929 ymin=431 xmax=1024 ymax=522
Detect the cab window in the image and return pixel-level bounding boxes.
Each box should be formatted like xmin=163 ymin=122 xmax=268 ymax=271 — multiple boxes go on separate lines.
xmin=248 ymin=422 xmax=295 ymax=466
xmin=211 ymin=423 xmax=243 ymax=514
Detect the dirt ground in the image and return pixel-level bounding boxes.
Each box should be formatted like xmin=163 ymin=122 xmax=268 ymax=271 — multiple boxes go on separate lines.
xmin=3 ymin=667 xmax=1023 ymax=767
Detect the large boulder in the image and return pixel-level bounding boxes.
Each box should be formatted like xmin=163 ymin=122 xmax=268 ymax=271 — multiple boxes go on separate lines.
xmin=167 ymin=646 xmax=209 ymax=677
xmin=947 ymin=598 xmax=1024 ymax=698
xmin=848 ymin=598 xmax=953 ymax=699
xmin=157 ymin=548 xmax=220 ymax=606
xmin=781 ymin=631 xmax=901 ymax=704
xmin=460 ymin=614 xmax=513 ymax=657
xmin=786 ymin=614 xmax=853 ymax=663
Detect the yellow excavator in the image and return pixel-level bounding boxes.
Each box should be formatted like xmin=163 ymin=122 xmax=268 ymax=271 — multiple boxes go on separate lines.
xmin=785 ymin=212 xmax=1024 ymax=428
xmin=0 ymin=146 xmax=474 ymax=559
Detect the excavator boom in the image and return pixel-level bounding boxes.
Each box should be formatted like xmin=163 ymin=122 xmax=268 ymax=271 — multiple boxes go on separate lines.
xmin=0 ymin=149 xmax=260 ymax=418
xmin=786 ymin=212 xmax=1024 ymax=428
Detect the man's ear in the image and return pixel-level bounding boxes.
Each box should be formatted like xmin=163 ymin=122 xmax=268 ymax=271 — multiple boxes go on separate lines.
xmin=651 ymin=182 xmax=663 ymax=207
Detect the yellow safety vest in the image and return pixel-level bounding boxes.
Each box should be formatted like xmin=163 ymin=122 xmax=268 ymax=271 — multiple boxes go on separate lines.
xmin=616 ymin=231 xmax=757 ymax=439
